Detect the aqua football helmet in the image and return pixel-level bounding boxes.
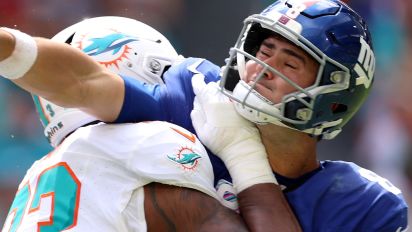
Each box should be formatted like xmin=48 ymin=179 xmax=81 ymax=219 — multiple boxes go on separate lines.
xmin=220 ymin=0 xmax=375 ymax=139
xmin=33 ymin=16 xmax=179 ymax=147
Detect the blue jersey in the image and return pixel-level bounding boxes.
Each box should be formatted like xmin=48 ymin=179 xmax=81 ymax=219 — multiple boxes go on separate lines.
xmin=116 ymin=58 xmax=408 ymax=231
xmin=285 ymin=161 xmax=407 ymax=231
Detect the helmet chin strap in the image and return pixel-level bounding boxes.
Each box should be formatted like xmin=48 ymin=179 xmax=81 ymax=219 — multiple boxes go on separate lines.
xmin=231 ymin=80 xmax=340 ymax=138
xmin=233 ymin=86 xmax=344 ymax=140
xmin=232 ymin=80 xmax=291 ymax=126
xmin=234 ymin=99 xmax=307 ymax=136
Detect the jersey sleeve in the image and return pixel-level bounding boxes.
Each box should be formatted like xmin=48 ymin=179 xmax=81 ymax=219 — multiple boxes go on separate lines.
xmin=115 ymin=76 xmax=168 ymax=123
xmin=285 ymin=161 xmax=409 ymax=231
xmin=361 ymin=191 xmax=408 ymax=232
xmin=355 ymin=167 xmax=409 ymax=231
xmin=115 ymin=57 xmax=221 ymax=133
xmin=126 ymin=121 xmax=217 ymax=198
xmin=73 ymin=121 xmax=217 ymax=198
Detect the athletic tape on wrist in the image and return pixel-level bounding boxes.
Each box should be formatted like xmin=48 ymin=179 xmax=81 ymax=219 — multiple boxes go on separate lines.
xmin=0 ymin=27 xmax=38 ymax=79
xmin=221 ymin=136 xmax=278 ymax=193
xmin=229 ymin=157 xmax=278 ymax=193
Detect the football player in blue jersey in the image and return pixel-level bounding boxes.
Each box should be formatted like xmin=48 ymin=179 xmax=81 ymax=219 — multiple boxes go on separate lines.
xmin=0 ymin=0 xmax=409 ymax=231
xmin=191 ymin=0 xmax=409 ymax=230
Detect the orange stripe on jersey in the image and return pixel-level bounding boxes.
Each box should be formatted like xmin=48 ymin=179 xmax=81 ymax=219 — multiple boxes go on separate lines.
xmin=171 ymin=127 xmax=196 ymax=143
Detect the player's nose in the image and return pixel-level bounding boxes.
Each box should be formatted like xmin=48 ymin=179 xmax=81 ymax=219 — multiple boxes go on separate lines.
xmin=263 ymin=70 xmax=274 ymax=80
xmin=255 ymin=62 xmax=275 ymax=81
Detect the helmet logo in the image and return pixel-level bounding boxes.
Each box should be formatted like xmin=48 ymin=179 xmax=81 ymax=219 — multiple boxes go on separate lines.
xmin=76 ymin=31 xmax=138 ymax=69
xmin=284 ymin=0 xmax=320 ymax=19
xmin=354 ymin=37 xmax=375 ymax=89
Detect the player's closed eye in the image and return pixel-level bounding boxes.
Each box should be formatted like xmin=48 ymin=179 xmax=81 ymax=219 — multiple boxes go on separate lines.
xmin=257 ymin=50 xmax=271 ymax=60
xmin=285 ymin=62 xmax=297 ymax=69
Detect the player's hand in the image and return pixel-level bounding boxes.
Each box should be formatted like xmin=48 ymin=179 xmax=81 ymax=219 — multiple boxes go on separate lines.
xmin=191 ymin=73 xmax=277 ymax=192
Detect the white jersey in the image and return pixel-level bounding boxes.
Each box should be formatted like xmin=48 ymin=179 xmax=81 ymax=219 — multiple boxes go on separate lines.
xmin=2 ymin=121 xmax=217 ymax=232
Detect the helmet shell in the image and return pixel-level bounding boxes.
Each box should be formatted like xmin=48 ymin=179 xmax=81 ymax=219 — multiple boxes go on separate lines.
xmin=221 ymin=0 xmax=375 ymax=139
xmin=34 ymin=16 xmax=178 ymax=147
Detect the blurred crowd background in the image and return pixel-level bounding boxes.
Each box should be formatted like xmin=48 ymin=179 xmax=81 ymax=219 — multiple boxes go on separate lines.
xmin=1 ymin=0 xmax=411 ymax=225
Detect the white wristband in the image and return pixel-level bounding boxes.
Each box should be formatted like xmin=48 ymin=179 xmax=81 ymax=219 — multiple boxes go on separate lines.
xmin=0 ymin=27 xmax=38 ymax=79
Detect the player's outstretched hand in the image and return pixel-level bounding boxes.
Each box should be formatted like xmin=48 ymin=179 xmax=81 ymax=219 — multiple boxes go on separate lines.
xmin=191 ymin=73 xmax=277 ymax=192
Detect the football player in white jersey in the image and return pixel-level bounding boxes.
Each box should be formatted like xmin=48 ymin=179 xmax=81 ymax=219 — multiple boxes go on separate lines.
xmin=0 ymin=15 xmax=301 ymax=232
xmin=1 ymin=17 xmax=248 ymax=232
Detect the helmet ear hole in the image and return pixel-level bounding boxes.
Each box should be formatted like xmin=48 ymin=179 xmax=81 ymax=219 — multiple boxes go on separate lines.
xmin=223 ymin=65 xmax=241 ymax=92
xmin=331 ymin=103 xmax=347 ymax=114
xmin=161 ymin=65 xmax=171 ymax=75
xmin=65 ymin=32 xmax=75 ymax=44
xmin=326 ymin=31 xmax=341 ymax=46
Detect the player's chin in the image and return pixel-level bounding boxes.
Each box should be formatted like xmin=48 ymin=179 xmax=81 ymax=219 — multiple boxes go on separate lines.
xmin=253 ymin=83 xmax=276 ymax=102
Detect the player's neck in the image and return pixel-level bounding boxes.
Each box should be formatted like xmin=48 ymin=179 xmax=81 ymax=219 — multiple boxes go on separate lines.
xmin=257 ymin=123 xmax=319 ymax=179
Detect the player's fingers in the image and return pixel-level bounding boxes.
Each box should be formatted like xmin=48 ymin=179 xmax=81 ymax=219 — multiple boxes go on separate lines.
xmin=198 ymin=81 xmax=223 ymax=106
xmin=191 ymin=96 xmax=206 ymax=133
xmin=191 ymin=73 xmax=206 ymax=96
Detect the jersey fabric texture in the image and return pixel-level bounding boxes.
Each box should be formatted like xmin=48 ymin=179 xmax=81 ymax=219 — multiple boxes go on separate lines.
xmin=2 ymin=121 xmax=216 ymax=232
xmin=115 ymin=57 xmax=408 ymax=231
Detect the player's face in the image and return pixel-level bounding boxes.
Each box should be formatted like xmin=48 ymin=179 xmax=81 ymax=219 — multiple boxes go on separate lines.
xmin=243 ymin=35 xmax=319 ymax=104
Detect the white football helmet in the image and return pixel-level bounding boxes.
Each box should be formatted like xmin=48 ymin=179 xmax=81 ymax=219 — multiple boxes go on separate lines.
xmin=33 ymin=16 xmax=179 ymax=147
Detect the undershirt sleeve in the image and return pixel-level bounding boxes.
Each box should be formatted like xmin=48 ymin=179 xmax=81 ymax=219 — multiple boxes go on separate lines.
xmin=114 ymin=75 xmax=168 ymax=123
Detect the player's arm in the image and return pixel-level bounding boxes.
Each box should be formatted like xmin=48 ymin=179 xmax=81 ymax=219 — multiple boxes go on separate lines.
xmin=191 ymin=76 xmax=302 ymax=232
xmin=144 ymin=183 xmax=248 ymax=232
xmin=0 ymin=28 xmax=123 ymax=122
xmin=238 ymin=184 xmax=301 ymax=232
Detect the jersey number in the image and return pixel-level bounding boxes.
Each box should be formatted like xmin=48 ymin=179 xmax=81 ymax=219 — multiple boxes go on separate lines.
xmin=3 ymin=162 xmax=81 ymax=232
xmin=359 ymin=167 xmax=401 ymax=195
